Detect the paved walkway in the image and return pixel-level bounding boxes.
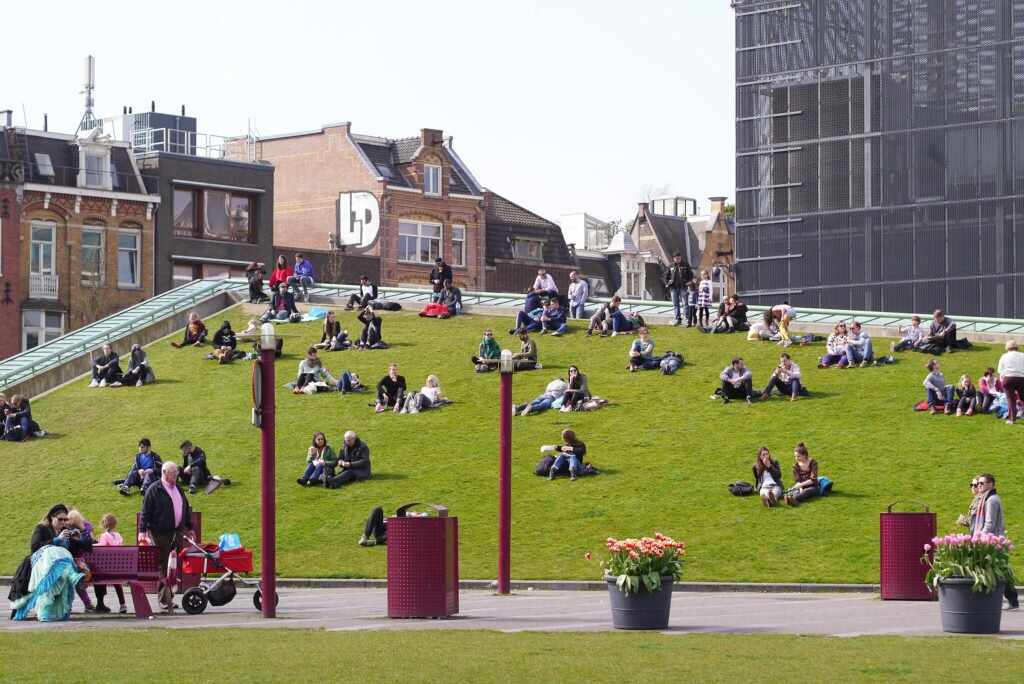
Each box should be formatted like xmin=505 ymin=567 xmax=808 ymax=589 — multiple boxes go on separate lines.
xmin=5 ymin=587 xmax=1024 ymax=637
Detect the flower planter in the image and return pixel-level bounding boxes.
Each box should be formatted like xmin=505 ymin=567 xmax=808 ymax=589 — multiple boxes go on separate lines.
xmin=604 ymin=574 xmax=674 ymax=630
xmin=937 ymin=578 xmax=1006 ymax=634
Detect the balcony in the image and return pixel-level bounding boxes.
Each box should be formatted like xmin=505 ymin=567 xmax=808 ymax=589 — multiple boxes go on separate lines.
xmin=29 ymin=273 xmax=59 ymax=300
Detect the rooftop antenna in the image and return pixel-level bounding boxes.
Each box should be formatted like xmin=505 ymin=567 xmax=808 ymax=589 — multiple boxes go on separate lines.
xmin=76 ymin=55 xmax=99 ymax=134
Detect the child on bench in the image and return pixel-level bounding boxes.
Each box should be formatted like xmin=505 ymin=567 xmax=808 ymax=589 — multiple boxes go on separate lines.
xmin=95 ymin=513 xmax=128 ymax=614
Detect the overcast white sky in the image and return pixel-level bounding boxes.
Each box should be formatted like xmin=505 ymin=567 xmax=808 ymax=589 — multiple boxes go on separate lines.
xmin=2 ymin=0 xmax=735 ymax=225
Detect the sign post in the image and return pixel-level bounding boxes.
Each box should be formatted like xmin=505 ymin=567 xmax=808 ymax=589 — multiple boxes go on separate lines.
xmin=256 ymin=323 xmax=277 ymax=617
xmin=497 ymin=349 xmax=513 ymax=594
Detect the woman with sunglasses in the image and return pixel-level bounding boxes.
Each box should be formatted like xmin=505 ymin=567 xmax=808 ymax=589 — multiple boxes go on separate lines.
xmin=471 ymin=329 xmax=501 ymax=371
xmin=818 ymin=322 xmax=850 ymax=369
xmin=9 ymin=504 xmax=90 ymax=620
xmin=562 ymin=365 xmax=591 ymax=410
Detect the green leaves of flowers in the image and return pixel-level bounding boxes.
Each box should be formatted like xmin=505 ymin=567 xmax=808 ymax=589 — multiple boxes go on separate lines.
xmin=600 ymin=534 xmax=686 ymax=595
xmin=922 ymin=532 xmax=1017 ymax=593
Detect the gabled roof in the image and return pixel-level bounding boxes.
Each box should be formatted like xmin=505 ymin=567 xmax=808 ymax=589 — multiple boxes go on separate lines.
xmin=17 ymin=132 xmax=146 ymax=194
xmin=485 ymin=191 xmax=573 ymax=266
xmin=639 ymin=207 xmax=703 ymax=267
xmin=353 ymin=134 xmax=480 ymax=196
xmin=604 ymin=231 xmax=639 ymax=254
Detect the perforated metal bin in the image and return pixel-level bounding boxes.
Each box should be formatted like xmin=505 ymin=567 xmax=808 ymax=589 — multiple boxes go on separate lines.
xmin=880 ymin=500 xmax=936 ymax=600
xmin=387 ymin=503 xmax=459 ymax=618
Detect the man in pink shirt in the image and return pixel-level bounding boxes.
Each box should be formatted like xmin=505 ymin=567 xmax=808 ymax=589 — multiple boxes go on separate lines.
xmin=140 ymin=461 xmax=193 ymax=613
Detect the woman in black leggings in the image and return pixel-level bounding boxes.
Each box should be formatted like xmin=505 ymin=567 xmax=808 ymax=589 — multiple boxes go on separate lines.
xmin=785 ymin=442 xmax=819 ymax=507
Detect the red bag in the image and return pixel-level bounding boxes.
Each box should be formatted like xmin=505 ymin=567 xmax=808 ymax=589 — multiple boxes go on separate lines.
xmin=418 ymin=303 xmax=450 ymax=317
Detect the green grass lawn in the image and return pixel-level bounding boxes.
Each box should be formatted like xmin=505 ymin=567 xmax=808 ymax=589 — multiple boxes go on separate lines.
xmin=1 ymin=306 xmax=1018 ymax=583
xmin=2 ymin=629 xmax=1023 ymax=682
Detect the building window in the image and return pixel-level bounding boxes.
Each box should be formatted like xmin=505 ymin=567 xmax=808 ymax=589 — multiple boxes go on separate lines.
xmin=515 ymin=239 xmax=543 ymax=261
xmin=81 ymin=228 xmax=104 ymax=281
xmin=623 ymin=258 xmax=643 ymax=298
xmin=35 ymin=153 xmax=55 ymax=178
xmin=30 ymin=222 xmax=55 ymax=275
xmin=85 ymin=154 xmax=106 ymax=187
xmin=173 ymin=262 xmax=197 ymax=288
xmin=589 ymin=277 xmax=609 ymax=295
xmin=451 ymin=224 xmax=466 ymax=267
xmin=585 ymin=227 xmax=608 ymax=249
xmin=398 ymin=220 xmax=442 ymax=263
xmin=173 ymin=187 xmax=255 ymax=242
xmin=118 ymin=231 xmax=140 ymax=287
xmin=424 ymin=165 xmax=442 ymax=196
xmin=23 ymin=311 xmax=63 ymax=350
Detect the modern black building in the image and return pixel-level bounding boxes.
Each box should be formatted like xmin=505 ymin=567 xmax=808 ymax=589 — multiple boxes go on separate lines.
xmin=136 ymin=152 xmax=274 ymax=292
xmin=734 ymin=0 xmax=1024 ymax=317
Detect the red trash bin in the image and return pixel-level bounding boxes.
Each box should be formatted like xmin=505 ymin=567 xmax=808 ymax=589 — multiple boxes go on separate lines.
xmin=880 ymin=500 xmax=936 ymax=600
xmin=387 ymin=503 xmax=458 ymax=618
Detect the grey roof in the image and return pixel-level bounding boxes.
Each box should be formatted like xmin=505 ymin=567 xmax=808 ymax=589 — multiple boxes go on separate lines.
xmin=646 ymin=211 xmax=702 ymax=267
xmin=393 ymin=137 xmax=420 ymax=164
xmin=16 ymin=132 xmax=146 ymax=194
xmin=354 ymin=135 xmax=479 ymax=195
xmin=485 ymin=191 xmax=574 ymax=266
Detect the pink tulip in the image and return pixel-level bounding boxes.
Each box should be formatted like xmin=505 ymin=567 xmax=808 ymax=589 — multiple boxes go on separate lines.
xmin=924 ymin=544 xmax=932 ymax=552
xmin=585 ymin=553 xmax=592 ymax=560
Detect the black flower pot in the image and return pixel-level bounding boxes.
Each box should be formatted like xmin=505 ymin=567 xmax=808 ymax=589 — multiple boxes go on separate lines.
xmin=604 ymin=574 xmax=674 ymax=630
xmin=937 ymin=578 xmax=1005 ymax=634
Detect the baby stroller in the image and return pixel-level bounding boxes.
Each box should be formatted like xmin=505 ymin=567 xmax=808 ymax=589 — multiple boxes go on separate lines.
xmin=177 ymin=536 xmax=276 ymax=614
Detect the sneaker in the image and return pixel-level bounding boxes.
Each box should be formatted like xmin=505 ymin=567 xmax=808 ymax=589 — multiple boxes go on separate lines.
xmin=946 ymin=347 xmax=955 ymax=354
xmin=118 ymin=485 xmax=131 ymax=496
xmin=88 ymin=379 xmax=99 ymax=388
xmin=889 ymin=341 xmax=896 ymax=353
xmin=551 ymin=331 xmax=562 ymax=337
xmin=471 ymin=355 xmax=480 ymax=364
xmin=569 ymin=468 xmax=578 ymax=482
xmin=659 ymin=367 xmax=667 ymax=375
xmin=99 ymin=379 xmax=107 ymax=388
xmin=956 ymin=408 xmax=963 ymax=417
xmin=393 ymin=403 xmax=401 ymax=413
xmin=95 ymin=605 xmax=111 ymax=614
xmin=170 ymin=342 xmax=183 ymax=348
xmin=539 ymin=329 xmax=548 ymax=335
xmin=1007 ymin=419 xmax=1016 ymax=425
xmin=297 ymin=478 xmax=308 ymax=486
xmin=966 ymin=409 xmax=973 ymax=416
xmin=84 ymin=604 xmax=96 ymax=613
xmin=721 ymin=397 xmax=730 ymax=405
xmin=585 ymin=330 xmax=593 ymax=337
xmin=929 ymin=407 xmax=937 ymax=415
xmin=768 ymin=490 xmax=778 ymax=506
xmin=944 ymin=406 xmax=952 ymax=415
xmin=189 ymin=485 xmax=197 ymax=494
xmin=118 ymin=605 xmax=128 ymax=614
xmin=859 ymin=360 xmax=868 ymax=368
xmin=611 ymin=331 xmax=618 ymax=337
xmin=760 ymin=493 xmax=770 ymax=508
xmin=358 ymin=534 xmax=370 ymax=546
xmin=746 ymin=397 xmax=754 ymax=404
xmin=535 ymin=363 xmax=543 ymax=369
xmin=547 ymin=468 xmax=556 ymax=481
xmin=521 ymin=405 xmax=533 ymax=416
xmin=374 ymin=404 xmax=385 ymax=413
xmin=1006 ymin=603 xmax=1020 ymax=611
xmin=786 ymin=494 xmax=799 ymax=507
xmin=508 ymin=329 xmax=517 ymax=335
xmin=782 ymin=339 xmax=792 ymax=348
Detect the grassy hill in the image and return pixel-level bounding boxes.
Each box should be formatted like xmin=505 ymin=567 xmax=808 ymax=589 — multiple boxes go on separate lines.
xmin=1 ymin=306 xmax=1017 ymax=583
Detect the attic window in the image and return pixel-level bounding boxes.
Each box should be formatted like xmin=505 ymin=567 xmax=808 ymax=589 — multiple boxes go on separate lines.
xmin=515 ymin=239 xmax=543 ymax=261
xmin=424 ymin=164 xmax=441 ymax=196
xmin=35 ymin=153 xmax=54 ymax=178
xmin=375 ymin=163 xmax=394 ymax=180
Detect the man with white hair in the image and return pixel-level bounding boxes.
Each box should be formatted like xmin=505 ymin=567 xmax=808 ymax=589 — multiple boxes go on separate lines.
xmin=140 ymin=460 xmax=193 ymax=613
xmin=325 ymin=431 xmax=371 ymax=489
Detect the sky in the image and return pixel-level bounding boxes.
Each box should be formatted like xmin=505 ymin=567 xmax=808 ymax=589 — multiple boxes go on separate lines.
xmin=1 ymin=0 xmax=735 ymax=225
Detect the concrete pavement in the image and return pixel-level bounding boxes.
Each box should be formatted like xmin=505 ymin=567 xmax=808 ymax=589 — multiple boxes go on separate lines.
xmin=5 ymin=587 xmax=1024 ymax=638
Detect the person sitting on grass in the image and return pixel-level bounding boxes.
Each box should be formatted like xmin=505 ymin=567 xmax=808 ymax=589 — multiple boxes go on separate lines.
xmin=754 ymin=446 xmax=783 ymax=508
xmin=719 ymin=357 xmax=754 ymax=405
xmin=818 ymin=321 xmax=850 ymax=368
xmin=628 ymin=327 xmax=658 ymax=371
xmin=316 ymin=311 xmax=350 ymax=352
xmin=375 ymin=363 xmax=406 ymax=413
xmin=437 ymin=279 xmax=462 ymax=318
xmin=602 ymin=309 xmax=644 ymax=337
xmin=111 ymin=344 xmax=154 ymax=387
xmin=471 ymin=329 xmax=501 ymax=372
xmin=924 ymin=309 xmax=958 ymax=354
xmin=547 ymin=429 xmax=587 ymax=481
xmin=516 ymin=376 xmax=567 ymax=416
xmin=562 ymin=365 xmax=591 ymax=410
xmin=248 ymin=268 xmax=269 ymax=304
xmin=761 ymin=353 xmax=802 ymax=401
xmin=89 ymin=344 xmax=122 ymax=387
xmin=955 ymin=374 xmax=978 ymax=417
xmin=118 ymin=438 xmax=162 ymax=496
xmin=178 ymin=441 xmax=210 ymax=495
xmin=262 ymin=283 xmax=299 ymax=323
xmin=346 ymin=275 xmax=378 ymax=310
xmin=845 ymin=321 xmax=875 ymax=367
xmin=525 ymin=267 xmax=558 ymax=312
xmin=924 ymin=358 xmax=955 ymax=415
xmin=512 ymin=329 xmax=540 ymax=370
xmin=586 ymin=296 xmax=621 ymax=337
xmin=402 ymin=374 xmax=447 ymax=414
xmin=785 ymin=442 xmax=819 ymax=506
xmin=540 ymin=297 xmax=568 ymax=336
xmin=294 ymin=347 xmax=337 ymax=394
xmin=979 ymin=367 xmax=999 ymax=414
xmin=297 ymin=431 xmax=338 ymax=486
xmin=3 ymin=394 xmax=38 ymax=441
xmin=747 ymin=310 xmax=781 ymax=341
xmin=325 ymin=431 xmax=371 ymax=489
xmin=511 ymin=304 xmax=545 ymax=335
xmin=712 ymin=295 xmax=748 ymax=334
xmin=269 ymin=255 xmax=292 ymax=290
xmin=212 ymin=321 xmax=238 ymax=364
xmin=702 ymin=299 xmax=729 ymax=334
xmin=356 ymin=305 xmax=384 ymax=349
xmin=170 ymin=312 xmax=207 ymax=348
xmin=891 ymin=315 xmax=924 ymax=352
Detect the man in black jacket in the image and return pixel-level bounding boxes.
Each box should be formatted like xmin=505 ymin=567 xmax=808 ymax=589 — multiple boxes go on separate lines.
xmin=262 ymin=283 xmax=299 ymax=322
xmin=140 ymin=461 xmax=194 ymax=612
xmin=429 ymin=257 xmax=452 ymax=300
xmin=662 ymin=251 xmax=692 ymax=326
xmin=326 ymin=431 xmax=371 ymax=488
xmin=178 ymin=440 xmax=210 ymax=494
xmin=346 ymin=275 xmax=379 ymax=310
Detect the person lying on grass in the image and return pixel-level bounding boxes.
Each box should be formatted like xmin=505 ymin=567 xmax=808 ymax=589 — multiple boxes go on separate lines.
xmin=516 ymin=377 xmax=567 ymax=416
xmin=401 ymin=375 xmax=448 ymax=414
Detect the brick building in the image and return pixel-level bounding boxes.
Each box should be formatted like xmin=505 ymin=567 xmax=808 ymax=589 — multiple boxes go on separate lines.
xmin=8 ymin=124 xmax=158 ymax=351
xmin=0 ymin=122 xmax=22 ymax=359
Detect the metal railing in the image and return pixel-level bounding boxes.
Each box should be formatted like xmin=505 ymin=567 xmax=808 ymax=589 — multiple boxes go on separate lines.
xmin=24 ymin=163 xmax=155 ymax=194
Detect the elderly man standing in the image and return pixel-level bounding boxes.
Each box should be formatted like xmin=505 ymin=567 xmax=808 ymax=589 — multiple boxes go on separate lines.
xmin=325 ymin=431 xmax=371 ymax=489
xmin=140 ymin=461 xmax=193 ymax=613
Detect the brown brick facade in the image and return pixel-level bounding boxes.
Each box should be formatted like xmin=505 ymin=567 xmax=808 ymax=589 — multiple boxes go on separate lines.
xmin=0 ymin=187 xmax=20 ymax=359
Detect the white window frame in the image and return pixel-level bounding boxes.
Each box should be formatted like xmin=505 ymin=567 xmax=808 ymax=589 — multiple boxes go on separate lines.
xmin=22 ymin=310 xmax=64 ymax=351
xmin=81 ymin=226 xmax=105 ymax=282
xmin=515 ymin=238 xmax=544 ymax=261
xmin=451 ymin=224 xmax=466 ymax=267
xmin=398 ymin=220 xmax=442 ymax=264
xmin=30 ymin=220 xmax=56 ymax=276
xmin=424 ymin=164 xmax=442 ymax=196
xmin=78 ymin=144 xmax=111 ymax=191
xmin=117 ymin=229 xmax=141 ymax=287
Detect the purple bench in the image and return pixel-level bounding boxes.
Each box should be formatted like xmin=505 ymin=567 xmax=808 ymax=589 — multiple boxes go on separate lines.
xmin=79 ymin=546 xmax=161 ymax=619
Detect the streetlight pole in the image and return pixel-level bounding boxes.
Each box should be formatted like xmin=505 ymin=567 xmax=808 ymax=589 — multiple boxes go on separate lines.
xmin=498 ymin=349 xmax=513 ymax=595
xmin=258 ymin=323 xmax=277 ymax=617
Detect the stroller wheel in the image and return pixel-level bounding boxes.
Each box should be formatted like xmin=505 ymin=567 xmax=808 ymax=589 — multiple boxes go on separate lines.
xmin=182 ymin=587 xmax=209 ymax=615
xmin=253 ymin=588 xmax=280 ymax=612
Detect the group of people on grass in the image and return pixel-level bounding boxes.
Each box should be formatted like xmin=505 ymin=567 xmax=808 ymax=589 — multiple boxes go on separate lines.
xmin=718 ymin=353 xmax=807 ymax=404
xmin=752 ymin=442 xmax=821 ymax=507
xmin=1 ymin=392 xmax=43 ymax=442
xmin=920 ymin=339 xmax=1024 ymax=423
xmin=296 ymin=430 xmax=371 ymax=489
xmin=114 ymin=438 xmax=221 ymax=496
xmin=246 ymin=254 xmax=316 ymax=305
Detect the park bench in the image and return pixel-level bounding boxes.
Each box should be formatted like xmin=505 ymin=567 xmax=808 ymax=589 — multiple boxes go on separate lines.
xmin=79 ymin=545 xmax=161 ymax=619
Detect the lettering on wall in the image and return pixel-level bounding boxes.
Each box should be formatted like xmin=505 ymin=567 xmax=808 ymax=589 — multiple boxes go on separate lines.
xmin=336 ymin=191 xmax=380 ymax=249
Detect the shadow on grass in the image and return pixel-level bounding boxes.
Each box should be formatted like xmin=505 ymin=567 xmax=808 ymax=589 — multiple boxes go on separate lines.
xmin=153 ymin=378 xmax=183 ymax=385
xmin=369 ymin=473 xmax=408 ymax=481
xmin=825 ymin=490 xmax=868 ymax=499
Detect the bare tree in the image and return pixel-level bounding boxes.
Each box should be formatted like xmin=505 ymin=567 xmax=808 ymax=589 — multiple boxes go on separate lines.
xmin=320 ymin=248 xmax=346 ymax=285
xmin=76 ymin=248 xmax=115 ymax=325
xmin=637 ymin=183 xmax=673 ymax=204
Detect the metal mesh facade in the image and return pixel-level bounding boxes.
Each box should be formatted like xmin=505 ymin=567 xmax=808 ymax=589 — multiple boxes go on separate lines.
xmin=735 ymin=0 xmax=1024 ymax=316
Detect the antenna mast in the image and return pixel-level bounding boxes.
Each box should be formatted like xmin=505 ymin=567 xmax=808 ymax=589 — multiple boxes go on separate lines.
xmin=76 ymin=55 xmax=99 ymax=134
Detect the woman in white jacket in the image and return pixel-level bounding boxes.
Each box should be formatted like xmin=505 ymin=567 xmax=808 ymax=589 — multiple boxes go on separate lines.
xmin=997 ymin=339 xmax=1024 ymax=425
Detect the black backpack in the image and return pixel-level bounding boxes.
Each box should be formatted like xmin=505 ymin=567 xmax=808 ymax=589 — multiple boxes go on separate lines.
xmin=727 ymin=482 xmax=754 ymax=496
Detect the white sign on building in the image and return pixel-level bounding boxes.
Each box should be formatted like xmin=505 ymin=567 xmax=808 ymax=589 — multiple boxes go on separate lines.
xmin=337 ymin=191 xmax=381 ymax=248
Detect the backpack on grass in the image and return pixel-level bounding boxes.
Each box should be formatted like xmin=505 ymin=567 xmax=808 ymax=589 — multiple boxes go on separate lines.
xmin=728 ymin=482 xmax=754 ymax=496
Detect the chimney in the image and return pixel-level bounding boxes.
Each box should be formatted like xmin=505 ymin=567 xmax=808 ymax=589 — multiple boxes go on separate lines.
xmin=43 ymin=114 xmax=48 ymax=132
xmin=151 ymin=100 xmax=156 ymax=113
xmin=638 ymin=201 xmax=649 ymax=213
xmin=1 ymin=109 xmax=11 ymax=127
xmin=709 ymin=196 xmax=728 ymax=214
xmin=182 ymin=105 xmax=186 ymax=116
xmin=420 ymin=128 xmax=444 ymax=148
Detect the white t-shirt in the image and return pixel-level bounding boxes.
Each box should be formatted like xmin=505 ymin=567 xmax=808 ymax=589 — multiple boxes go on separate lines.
xmin=761 ymin=469 xmax=777 ymax=489
xmin=421 ymin=385 xmax=443 ymax=403
xmin=533 ymin=274 xmax=558 ymax=294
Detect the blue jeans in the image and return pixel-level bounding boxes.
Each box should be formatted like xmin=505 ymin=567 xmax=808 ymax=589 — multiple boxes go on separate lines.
xmin=542 ymin=320 xmax=567 ymax=334
xmin=288 ymin=275 xmax=313 ymax=298
xmin=632 ymin=357 xmax=659 ymax=370
xmin=516 ymin=396 xmax=554 ymax=413
xmin=846 ymin=340 xmax=874 ymax=364
xmin=301 ymin=462 xmax=324 ymax=482
xmin=337 ymin=370 xmax=357 ymax=393
xmin=552 ymin=453 xmax=581 ymax=473
xmin=670 ymin=287 xmax=686 ymax=322
xmin=262 ymin=309 xmax=290 ymax=323
xmin=570 ymin=301 xmax=586 ymax=319
xmin=124 ymin=465 xmax=158 ymax=490
xmin=926 ymin=385 xmax=955 ymax=407
xmin=515 ymin=311 xmax=541 ymax=332
xmin=660 ymin=357 xmax=680 ymax=374
xmin=6 ymin=415 xmax=29 ymax=434
xmin=609 ymin=310 xmax=630 ymax=332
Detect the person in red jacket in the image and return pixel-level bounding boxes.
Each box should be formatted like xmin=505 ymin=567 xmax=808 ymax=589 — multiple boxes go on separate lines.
xmin=269 ymin=255 xmax=292 ymax=290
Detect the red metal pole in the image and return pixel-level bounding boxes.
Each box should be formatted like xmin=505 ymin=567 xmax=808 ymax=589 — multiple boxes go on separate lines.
xmin=260 ymin=338 xmax=277 ymax=618
xmin=498 ymin=366 xmax=512 ymax=594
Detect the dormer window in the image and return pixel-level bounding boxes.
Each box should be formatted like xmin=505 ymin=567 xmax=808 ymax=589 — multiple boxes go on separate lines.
xmin=424 ymin=164 xmax=441 ymax=196
xmin=76 ymin=133 xmax=114 ymax=191
xmin=35 ymin=153 xmax=54 ymax=179
xmin=85 ymin=154 xmax=106 ymax=187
